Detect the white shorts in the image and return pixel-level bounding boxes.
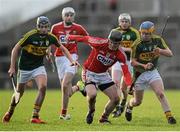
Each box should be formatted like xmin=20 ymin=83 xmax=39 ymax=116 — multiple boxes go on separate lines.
xmin=17 ymin=66 xmax=47 ymax=83
xmin=55 ymin=54 xmax=78 ymax=80
xmin=82 ymin=69 xmax=113 ymax=85
xmin=134 ymin=69 xmax=162 ymax=91
xmin=112 ymin=61 xmax=133 ymax=74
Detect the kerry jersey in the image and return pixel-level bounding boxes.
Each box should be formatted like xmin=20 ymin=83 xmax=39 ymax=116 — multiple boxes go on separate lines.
xmin=114 ymin=27 xmax=140 ymax=60
xmin=132 ymin=34 xmax=169 ymax=73
xmin=18 ymin=29 xmax=59 ymax=70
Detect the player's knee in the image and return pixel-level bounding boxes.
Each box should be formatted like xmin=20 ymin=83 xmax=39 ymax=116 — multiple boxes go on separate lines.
xmin=113 ymin=96 xmax=120 ymax=105
xmin=87 ymin=91 xmax=97 ymax=100
xmin=157 ymin=91 xmax=165 ymax=100
xmin=63 ymin=80 xmax=71 ymax=89
xmin=134 ymin=99 xmax=142 ymax=106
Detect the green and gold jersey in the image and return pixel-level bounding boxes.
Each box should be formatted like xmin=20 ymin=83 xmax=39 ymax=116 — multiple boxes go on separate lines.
xmin=18 ymin=29 xmax=60 ymax=70
xmin=114 ymin=27 xmax=140 ymax=60
xmin=132 ymin=34 xmax=168 ymax=73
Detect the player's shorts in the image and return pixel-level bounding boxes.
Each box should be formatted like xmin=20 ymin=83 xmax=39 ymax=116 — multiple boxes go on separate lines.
xmin=17 ymin=66 xmax=47 ymax=83
xmin=55 ymin=53 xmax=78 ymax=80
xmin=82 ymin=69 xmax=114 ymax=90
xmin=112 ymin=61 xmax=133 ymax=74
xmin=134 ymin=69 xmax=162 ymax=91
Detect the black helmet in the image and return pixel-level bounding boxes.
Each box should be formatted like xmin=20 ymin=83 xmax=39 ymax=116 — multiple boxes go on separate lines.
xmin=108 ymin=30 xmax=122 ymax=43
xmin=36 ymin=16 xmax=50 ymax=28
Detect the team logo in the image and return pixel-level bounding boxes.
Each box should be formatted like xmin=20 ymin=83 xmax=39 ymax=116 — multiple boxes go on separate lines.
xmin=122 ymin=35 xmax=126 ymax=40
xmin=59 ymin=35 xmax=67 ymax=44
xmin=126 ymin=35 xmax=131 ymax=40
xmin=97 ymin=54 xmax=114 ymax=66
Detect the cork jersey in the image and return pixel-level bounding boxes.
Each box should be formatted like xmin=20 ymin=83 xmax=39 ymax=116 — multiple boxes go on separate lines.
xmin=68 ymin=35 xmax=127 ymax=72
xmin=114 ymin=27 xmax=140 ymax=60
xmin=68 ymin=35 xmax=132 ymax=86
xmin=51 ymin=22 xmax=88 ymax=56
xmin=132 ymin=34 xmax=169 ymax=73
xmin=18 ymin=29 xmax=60 ymax=70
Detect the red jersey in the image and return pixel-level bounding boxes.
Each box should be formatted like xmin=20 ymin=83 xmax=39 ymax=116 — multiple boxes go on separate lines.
xmin=51 ymin=22 xmax=89 ymax=56
xmin=68 ymin=35 xmax=132 ymax=86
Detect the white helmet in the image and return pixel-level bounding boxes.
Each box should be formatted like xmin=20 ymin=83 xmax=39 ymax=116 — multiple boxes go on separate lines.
xmin=62 ymin=7 xmax=75 ymax=20
xmin=118 ymin=13 xmax=131 ymax=24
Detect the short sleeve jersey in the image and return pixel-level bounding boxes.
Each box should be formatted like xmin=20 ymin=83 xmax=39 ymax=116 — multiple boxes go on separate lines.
xmin=114 ymin=27 xmax=140 ymax=60
xmin=18 ymin=29 xmax=59 ymax=70
xmin=132 ymin=34 xmax=169 ymax=73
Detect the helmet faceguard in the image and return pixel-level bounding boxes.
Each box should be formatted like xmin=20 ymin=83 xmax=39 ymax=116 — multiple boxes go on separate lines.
xmin=62 ymin=7 xmax=75 ymax=25
xmin=118 ymin=13 xmax=131 ymax=24
xmin=36 ymin=16 xmax=50 ymax=29
xmin=108 ymin=30 xmax=122 ymax=44
xmin=139 ymin=21 xmax=155 ymax=33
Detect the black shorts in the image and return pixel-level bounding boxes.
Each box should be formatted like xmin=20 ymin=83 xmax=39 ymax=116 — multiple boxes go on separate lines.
xmin=85 ymin=81 xmax=115 ymax=91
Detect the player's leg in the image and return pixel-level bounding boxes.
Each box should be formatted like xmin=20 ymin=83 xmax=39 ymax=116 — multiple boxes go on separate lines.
xmin=99 ymin=83 xmax=119 ymax=123
xmin=150 ymin=78 xmax=176 ymax=124
xmin=56 ymin=54 xmax=78 ymax=119
xmin=112 ymin=78 xmax=127 ymax=118
xmin=85 ymin=83 xmax=97 ymax=124
xmin=111 ymin=62 xmax=123 ymax=117
xmin=60 ymin=72 xmax=74 ymax=119
xmin=31 ymin=66 xmax=47 ymax=124
xmin=2 ymin=69 xmax=35 ymax=123
xmin=111 ymin=62 xmax=122 ymax=96
xmin=2 ymin=83 xmax=25 ymax=123
xmin=125 ymin=88 xmax=144 ymax=121
xmin=117 ymin=61 xmax=134 ymax=116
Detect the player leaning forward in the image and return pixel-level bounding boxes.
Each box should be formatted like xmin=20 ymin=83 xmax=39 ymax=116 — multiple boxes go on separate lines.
xmin=125 ymin=21 xmax=176 ymax=124
xmin=2 ymin=16 xmax=78 ymax=124
xmin=67 ymin=30 xmax=132 ymax=124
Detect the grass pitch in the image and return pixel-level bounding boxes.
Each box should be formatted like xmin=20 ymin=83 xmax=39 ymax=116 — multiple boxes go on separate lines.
xmin=0 ymin=89 xmax=180 ymax=131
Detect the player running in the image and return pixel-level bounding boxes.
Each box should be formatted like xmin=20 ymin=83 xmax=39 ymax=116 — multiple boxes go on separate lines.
xmin=51 ymin=7 xmax=89 ymax=120
xmin=2 ymin=16 xmax=78 ymax=124
xmin=125 ymin=21 xmax=176 ymax=124
xmin=111 ymin=13 xmax=140 ymax=117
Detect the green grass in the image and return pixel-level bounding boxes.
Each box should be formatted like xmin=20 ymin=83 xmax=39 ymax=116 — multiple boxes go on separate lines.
xmin=0 ymin=89 xmax=180 ymax=131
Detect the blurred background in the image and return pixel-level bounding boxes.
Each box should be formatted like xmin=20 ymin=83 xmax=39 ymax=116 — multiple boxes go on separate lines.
xmin=0 ymin=0 xmax=179 ymax=89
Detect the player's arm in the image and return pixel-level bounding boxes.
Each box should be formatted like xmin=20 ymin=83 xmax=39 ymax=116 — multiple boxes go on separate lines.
xmin=68 ymin=35 xmax=89 ymax=43
xmin=153 ymin=37 xmax=173 ymax=57
xmin=8 ymin=31 xmax=31 ymax=77
xmin=58 ymin=43 xmax=80 ymax=66
xmin=153 ymin=47 xmax=173 ymax=57
xmin=121 ymin=64 xmax=132 ymax=87
xmin=117 ymin=49 xmax=132 ymax=86
xmin=68 ymin=35 xmax=108 ymax=48
xmin=8 ymin=43 xmax=21 ymax=77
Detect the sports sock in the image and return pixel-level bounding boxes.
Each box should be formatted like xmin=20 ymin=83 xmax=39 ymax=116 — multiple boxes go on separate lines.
xmin=61 ymin=109 xmax=67 ymax=116
xmin=165 ymin=111 xmax=173 ymax=118
xmin=32 ymin=104 xmax=41 ymax=118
